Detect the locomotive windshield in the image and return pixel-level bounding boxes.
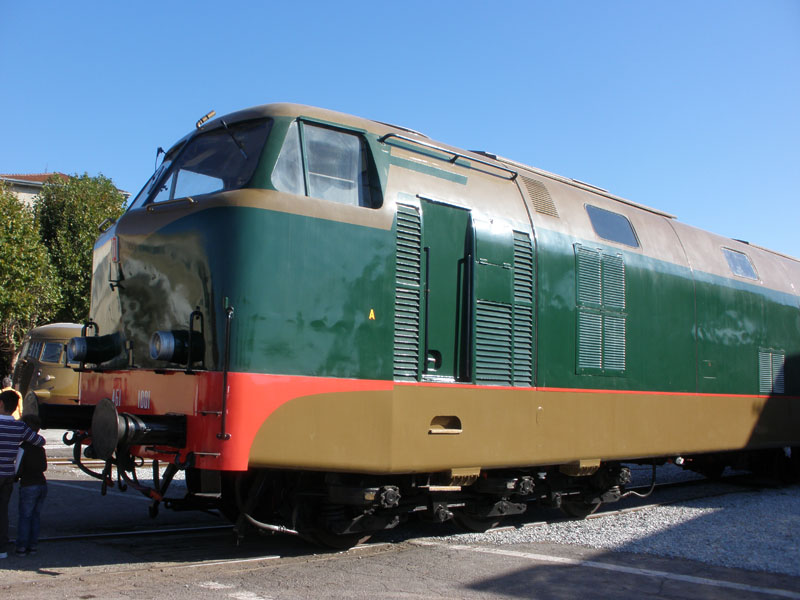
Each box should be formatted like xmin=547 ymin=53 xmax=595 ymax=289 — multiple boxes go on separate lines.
xmin=129 ymin=118 xmax=271 ymax=209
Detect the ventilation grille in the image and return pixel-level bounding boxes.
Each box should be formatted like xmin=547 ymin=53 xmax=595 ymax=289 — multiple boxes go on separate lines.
xmin=602 ymin=254 xmax=626 ymax=310
xmin=759 ymin=350 xmax=785 ymax=395
xmin=577 ymin=311 xmax=603 ymax=369
xmin=475 ymin=301 xmax=514 ymax=385
xmin=513 ymin=232 xmax=534 ymax=303
xmin=602 ymin=314 xmax=626 ymax=371
xmin=576 ymin=246 xmax=602 ymax=306
xmin=520 ymin=176 xmax=559 ymax=218
xmin=393 ymin=204 xmax=422 ymax=380
xmin=575 ymin=244 xmax=626 ymax=374
xmin=512 ymin=231 xmax=535 ymax=386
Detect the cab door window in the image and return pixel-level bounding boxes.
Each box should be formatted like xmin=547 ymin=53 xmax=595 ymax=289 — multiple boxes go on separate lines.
xmin=273 ymin=121 xmax=380 ymax=208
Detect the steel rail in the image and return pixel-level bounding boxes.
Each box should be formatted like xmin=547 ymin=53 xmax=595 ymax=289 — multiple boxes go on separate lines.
xmin=34 ymin=524 xmax=231 ymax=544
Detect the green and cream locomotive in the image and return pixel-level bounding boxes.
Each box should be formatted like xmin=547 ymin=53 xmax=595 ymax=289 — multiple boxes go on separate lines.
xmin=66 ymin=103 xmax=800 ymax=545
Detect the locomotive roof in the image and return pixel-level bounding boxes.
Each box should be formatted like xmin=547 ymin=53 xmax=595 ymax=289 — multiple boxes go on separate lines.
xmin=192 ymin=103 xmax=797 ymax=266
xmin=208 ymin=103 xmax=676 ymax=220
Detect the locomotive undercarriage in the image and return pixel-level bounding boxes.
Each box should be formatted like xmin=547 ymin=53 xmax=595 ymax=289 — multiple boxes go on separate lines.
xmin=67 ymin=434 xmax=639 ymax=547
xmin=215 ymin=447 xmax=799 ymax=547
xmin=212 ymin=463 xmax=638 ymax=547
xmin=63 ymin=411 xmax=800 ymax=549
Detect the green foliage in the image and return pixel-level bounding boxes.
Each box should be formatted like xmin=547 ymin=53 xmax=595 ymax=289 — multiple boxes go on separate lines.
xmin=0 ymin=183 xmax=59 ymax=375
xmin=36 ymin=173 xmax=127 ymax=322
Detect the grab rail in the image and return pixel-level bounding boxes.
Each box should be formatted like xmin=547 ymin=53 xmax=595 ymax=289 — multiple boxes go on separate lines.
xmin=379 ymin=133 xmax=517 ymax=180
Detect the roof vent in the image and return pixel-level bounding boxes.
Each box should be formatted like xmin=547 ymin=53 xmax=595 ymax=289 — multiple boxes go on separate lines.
xmin=520 ymin=175 xmax=558 ymax=218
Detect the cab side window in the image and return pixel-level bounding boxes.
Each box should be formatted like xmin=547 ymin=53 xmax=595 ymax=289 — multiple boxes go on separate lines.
xmin=272 ymin=122 xmax=304 ymax=196
xmin=273 ymin=121 xmax=380 ymax=208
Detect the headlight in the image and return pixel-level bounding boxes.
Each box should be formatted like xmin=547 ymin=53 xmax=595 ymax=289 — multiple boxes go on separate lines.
xmin=149 ymin=330 xmax=203 ymax=364
xmin=67 ymin=333 xmax=123 ymax=365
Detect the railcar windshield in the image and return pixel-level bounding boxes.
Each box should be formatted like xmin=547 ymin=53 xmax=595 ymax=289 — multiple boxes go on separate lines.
xmin=129 ymin=118 xmax=271 ymax=210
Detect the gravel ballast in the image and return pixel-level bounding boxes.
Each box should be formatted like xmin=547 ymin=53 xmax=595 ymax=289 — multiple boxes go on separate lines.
xmin=428 ymin=471 xmax=800 ymax=576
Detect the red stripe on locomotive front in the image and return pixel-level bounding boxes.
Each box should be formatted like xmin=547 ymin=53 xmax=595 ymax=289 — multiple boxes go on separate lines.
xmin=79 ymin=371 xmax=393 ymax=470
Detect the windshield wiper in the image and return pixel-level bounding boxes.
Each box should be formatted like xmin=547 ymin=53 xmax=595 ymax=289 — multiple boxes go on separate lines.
xmin=221 ymin=120 xmax=248 ymax=159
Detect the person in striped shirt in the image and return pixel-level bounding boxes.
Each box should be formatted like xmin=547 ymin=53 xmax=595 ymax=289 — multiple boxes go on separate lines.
xmin=0 ymin=390 xmax=45 ymax=559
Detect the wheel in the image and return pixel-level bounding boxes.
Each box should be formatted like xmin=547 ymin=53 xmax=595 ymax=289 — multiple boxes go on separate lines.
xmin=219 ymin=472 xmax=242 ymax=522
xmin=697 ymin=464 xmax=725 ymax=481
xmin=560 ymin=497 xmax=601 ymax=519
xmin=453 ymin=510 xmax=503 ymax=533
xmin=295 ymin=499 xmax=375 ymax=549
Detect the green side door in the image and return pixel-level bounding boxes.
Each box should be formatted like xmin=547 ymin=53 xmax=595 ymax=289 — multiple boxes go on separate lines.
xmin=419 ymin=197 xmax=472 ymax=381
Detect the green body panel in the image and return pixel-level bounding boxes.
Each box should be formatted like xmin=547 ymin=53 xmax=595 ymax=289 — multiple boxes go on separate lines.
xmin=226 ymin=209 xmax=394 ymax=378
xmin=535 ymin=225 xmax=800 ymax=395
xmin=694 ymin=270 xmax=799 ymax=395
xmin=108 ymin=205 xmax=395 ymax=379
xmin=101 ymin=199 xmax=798 ymax=396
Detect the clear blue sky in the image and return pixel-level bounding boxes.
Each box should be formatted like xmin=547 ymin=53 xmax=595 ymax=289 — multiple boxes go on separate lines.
xmin=2 ymin=1 xmax=798 ymax=258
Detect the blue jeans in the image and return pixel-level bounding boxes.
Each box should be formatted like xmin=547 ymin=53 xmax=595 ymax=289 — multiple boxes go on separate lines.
xmin=16 ymin=484 xmax=47 ymax=551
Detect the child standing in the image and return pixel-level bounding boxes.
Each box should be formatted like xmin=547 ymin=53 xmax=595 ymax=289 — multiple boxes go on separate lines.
xmin=15 ymin=414 xmax=47 ymax=556
xmin=0 ymin=390 xmax=44 ymax=559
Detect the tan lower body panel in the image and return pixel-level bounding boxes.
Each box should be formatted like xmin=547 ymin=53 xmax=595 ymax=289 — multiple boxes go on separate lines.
xmin=249 ymin=384 xmax=800 ymax=474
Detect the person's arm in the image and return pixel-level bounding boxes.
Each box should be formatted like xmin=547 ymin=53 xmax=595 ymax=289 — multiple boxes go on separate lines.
xmin=22 ymin=425 xmax=45 ymax=447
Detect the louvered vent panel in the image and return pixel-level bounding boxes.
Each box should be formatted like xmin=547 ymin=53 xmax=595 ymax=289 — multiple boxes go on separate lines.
xmin=759 ymin=351 xmax=773 ymax=394
xmin=760 ymin=351 xmax=786 ymax=395
xmin=512 ymin=305 xmax=534 ymax=385
xmin=602 ymin=254 xmax=626 ymax=310
xmin=773 ymin=353 xmax=786 ymax=394
xmin=475 ymin=301 xmax=514 ymax=385
xmin=512 ymin=231 xmax=535 ymax=386
xmin=576 ymin=246 xmax=602 ymax=306
xmin=603 ymin=315 xmax=626 ymax=371
xmin=513 ymin=232 xmax=534 ymax=304
xmin=577 ymin=311 xmax=603 ymax=369
xmin=393 ymin=204 xmax=422 ymax=380
xmin=520 ymin=175 xmax=559 ymax=217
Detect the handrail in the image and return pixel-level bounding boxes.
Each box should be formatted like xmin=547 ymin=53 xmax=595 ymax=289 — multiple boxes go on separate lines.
xmin=217 ymin=306 xmax=234 ymax=441
xmin=146 ymin=196 xmax=196 ymax=212
xmin=379 ymin=133 xmax=517 ymax=180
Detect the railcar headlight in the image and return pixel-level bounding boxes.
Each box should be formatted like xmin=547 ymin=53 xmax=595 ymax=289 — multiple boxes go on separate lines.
xmin=67 ymin=333 xmax=123 ymax=365
xmin=149 ymin=330 xmax=204 ymax=363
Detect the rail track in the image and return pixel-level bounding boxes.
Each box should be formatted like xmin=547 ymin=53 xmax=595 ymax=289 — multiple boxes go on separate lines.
xmin=37 ymin=458 xmax=780 ymax=553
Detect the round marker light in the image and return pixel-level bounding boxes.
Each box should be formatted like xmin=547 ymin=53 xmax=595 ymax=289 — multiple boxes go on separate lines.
xmin=149 ymin=330 xmax=177 ymax=361
xmin=149 ymin=330 xmax=204 ymax=364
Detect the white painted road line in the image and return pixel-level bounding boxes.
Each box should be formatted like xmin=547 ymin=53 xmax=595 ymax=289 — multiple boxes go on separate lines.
xmin=174 ymin=555 xmax=281 ymax=569
xmin=415 ymin=541 xmax=800 ymax=599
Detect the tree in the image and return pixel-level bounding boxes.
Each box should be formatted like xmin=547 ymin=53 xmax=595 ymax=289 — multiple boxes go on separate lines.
xmin=36 ymin=173 xmax=127 ymax=323
xmin=0 ymin=183 xmax=60 ymax=375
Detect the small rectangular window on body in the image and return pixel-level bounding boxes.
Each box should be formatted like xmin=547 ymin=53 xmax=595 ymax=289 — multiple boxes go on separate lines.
xmin=585 ymin=204 xmax=639 ymax=248
xmin=722 ymin=247 xmax=758 ymax=280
